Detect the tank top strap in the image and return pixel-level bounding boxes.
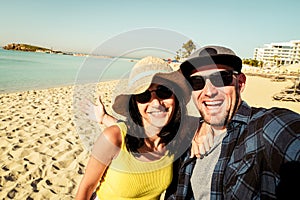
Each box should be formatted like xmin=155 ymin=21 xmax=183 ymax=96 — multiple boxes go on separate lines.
xmin=115 ymin=121 xmax=127 ymax=151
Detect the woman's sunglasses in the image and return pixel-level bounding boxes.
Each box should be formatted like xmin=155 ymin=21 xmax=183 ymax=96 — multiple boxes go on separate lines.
xmin=134 ymin=85 xmax=174 ymax=103
xmin=189 ymin=70 xmax=238 ymax=91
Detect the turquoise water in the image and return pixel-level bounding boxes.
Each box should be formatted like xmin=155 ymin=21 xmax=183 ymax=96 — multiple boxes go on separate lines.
xmin=0 ymin=48 xmax=135 ymax=93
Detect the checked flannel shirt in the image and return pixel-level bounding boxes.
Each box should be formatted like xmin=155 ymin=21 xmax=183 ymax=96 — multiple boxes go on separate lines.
xmin=165 ymin=101 xmax=300 ymax=200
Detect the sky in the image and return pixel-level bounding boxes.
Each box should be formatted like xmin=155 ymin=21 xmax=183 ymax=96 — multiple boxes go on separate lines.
xmin=1 ymin=0 xmax=299 ymax=59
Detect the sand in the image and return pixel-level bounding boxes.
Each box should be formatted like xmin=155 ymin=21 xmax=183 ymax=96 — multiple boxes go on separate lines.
xmin=242 ymin=75 xmax=300 ymax=113
xmin=0 ymin=75 xmax=299 ymax=199
xmin=0 ymin=81 xmax=118 ymax=200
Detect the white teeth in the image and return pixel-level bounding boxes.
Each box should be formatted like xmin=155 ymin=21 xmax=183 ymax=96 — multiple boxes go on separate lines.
xmin=205 ymin=101 xmax=222 ymax=106
xmin=148 ymin=107 xmax=168 ymax=114
xmin=148 ymin=111 xmax=165 ymax=114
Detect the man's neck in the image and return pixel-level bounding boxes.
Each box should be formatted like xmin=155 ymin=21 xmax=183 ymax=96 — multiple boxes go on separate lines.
xmin=211 ymin=125 xmax=227 ymax=136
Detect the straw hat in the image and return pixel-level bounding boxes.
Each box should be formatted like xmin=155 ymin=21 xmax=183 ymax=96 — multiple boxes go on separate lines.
xmin=112 ymin=56 xmax=193 ymax=117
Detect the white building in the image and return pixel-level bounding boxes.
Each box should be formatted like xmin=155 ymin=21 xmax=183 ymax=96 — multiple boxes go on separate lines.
xmin=253 ymin=40 xmax=300 ymax=67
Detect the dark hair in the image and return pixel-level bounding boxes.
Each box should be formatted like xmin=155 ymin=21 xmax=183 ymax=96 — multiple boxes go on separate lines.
xmin=125 ymin=84 xmax=184 ymax=154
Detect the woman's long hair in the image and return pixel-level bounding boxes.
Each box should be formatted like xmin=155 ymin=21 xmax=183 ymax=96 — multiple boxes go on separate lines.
xmin=125 ymin=84 xmax=185 ymax=154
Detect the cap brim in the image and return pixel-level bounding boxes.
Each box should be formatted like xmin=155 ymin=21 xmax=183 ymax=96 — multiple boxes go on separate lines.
xmin=180 ymin=54 xmax=242 ymax=77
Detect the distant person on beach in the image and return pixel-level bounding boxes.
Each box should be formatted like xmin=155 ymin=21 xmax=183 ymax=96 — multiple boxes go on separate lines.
xmin=163 ymin=45 xmax=300 ymax=199
xmin=75 ymin=56 xmax=212 ymax=200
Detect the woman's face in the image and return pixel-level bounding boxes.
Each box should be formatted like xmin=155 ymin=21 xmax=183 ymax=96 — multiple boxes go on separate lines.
xmin=134 ymin=83 xmax=176 ymax=131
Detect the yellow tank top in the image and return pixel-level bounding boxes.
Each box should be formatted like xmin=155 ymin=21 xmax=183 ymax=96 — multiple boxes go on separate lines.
xmin=96 ymin=122 xmax=173 ymax=200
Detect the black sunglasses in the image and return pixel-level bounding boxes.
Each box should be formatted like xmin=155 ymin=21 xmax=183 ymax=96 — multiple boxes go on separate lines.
xmin=189 ymin=70 xmax=238 ymax=91
xmin=134 ymin=85 xmax=174 ymax=103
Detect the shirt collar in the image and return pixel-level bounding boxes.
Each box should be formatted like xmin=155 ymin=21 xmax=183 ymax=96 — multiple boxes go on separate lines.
xmin=231 ymin=101 xmax=252 ymax=125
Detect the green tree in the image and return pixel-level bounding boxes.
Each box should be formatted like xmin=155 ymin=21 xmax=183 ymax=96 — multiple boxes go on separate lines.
xmin=175 ymin=40 xmax=196 ymax=60
xmin=242 ymin=58 xmax=263 ymax=67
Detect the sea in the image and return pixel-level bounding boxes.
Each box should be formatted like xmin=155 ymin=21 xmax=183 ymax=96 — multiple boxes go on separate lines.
xmin=0 ymin=48 xmax=136 ymax=93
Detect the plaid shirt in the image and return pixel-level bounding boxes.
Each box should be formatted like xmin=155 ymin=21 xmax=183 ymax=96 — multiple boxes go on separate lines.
xmin=165 ymin=101 xmax=300 ymax=200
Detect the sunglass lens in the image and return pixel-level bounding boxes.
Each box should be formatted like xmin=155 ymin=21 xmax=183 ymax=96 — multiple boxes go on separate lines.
xmin=189 ymin=76 xmax=205 ymax=90
xmin=135 ymin=91 xmax=151 ymax=103
xmin=156 ymin=86 xmax=173 ymax=99
xmin=211 ymin=71 xmax=233 ymax=87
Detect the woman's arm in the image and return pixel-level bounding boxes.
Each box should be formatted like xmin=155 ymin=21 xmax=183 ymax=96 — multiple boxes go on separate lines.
xmin=75 ymin=156 xmax=107 ymax=200
xmin=81 ymin=96 xmax=118 ymax=127
xmin=190 ymin=122 xmax=214 ymax=158
xmin=75 ymin=125 xmax=122 ymax=200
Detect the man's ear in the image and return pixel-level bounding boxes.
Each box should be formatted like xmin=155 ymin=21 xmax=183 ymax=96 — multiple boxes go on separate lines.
xmin=237 ymin=73 xmax=246 ymax=92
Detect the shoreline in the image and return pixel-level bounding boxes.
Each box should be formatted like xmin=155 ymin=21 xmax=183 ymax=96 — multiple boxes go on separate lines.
xmin=1 ymin=73 xmax=299 ymax=113
xmin=0 ymin=75 xmax=299 ymax=199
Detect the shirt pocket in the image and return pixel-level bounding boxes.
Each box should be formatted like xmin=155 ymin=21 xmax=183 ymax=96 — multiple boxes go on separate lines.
xmin=235 ymin=153 xmax=256 ymax=175
xmin=224 ymin=153 xmax=259 ymax=195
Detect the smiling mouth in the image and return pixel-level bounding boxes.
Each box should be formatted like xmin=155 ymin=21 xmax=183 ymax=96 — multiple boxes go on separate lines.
xmin=148 ymin=108 xmax=169 ymax=115
xmin=203 ymin=100 xmax=223 ymax=108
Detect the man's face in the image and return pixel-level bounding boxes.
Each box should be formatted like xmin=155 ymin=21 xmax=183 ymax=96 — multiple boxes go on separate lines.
xmin=189 ymin=64 xmax=246 ymax=128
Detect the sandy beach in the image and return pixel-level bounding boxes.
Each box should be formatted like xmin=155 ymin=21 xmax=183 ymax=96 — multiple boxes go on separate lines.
xmin=0 ymin=81 xmax=118 ymax=200
xmin=0 ymin=75 xmax=299 ymax=199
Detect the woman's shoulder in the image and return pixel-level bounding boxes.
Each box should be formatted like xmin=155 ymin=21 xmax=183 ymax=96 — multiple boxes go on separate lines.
xmin=102 ymin=124 xmax=123 ymax=148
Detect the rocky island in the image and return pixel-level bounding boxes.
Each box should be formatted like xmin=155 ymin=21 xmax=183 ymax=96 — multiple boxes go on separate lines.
xmin=2 ymin=43 xmax=67 ymax=55
xmin=2 ymin=43 xmax=91 ymax=57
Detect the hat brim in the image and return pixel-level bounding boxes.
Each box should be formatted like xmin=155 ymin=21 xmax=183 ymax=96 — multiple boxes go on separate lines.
xmin=112 ymin=70 xmax=193 ymax=118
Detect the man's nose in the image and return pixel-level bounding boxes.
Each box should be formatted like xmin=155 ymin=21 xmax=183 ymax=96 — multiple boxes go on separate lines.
xmin=203 ymin=79 xmax=218 ymax=96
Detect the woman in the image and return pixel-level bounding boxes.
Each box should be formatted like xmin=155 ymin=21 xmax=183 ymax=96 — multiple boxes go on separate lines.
xmin=75 ymin=56 xmax=197 ymax=199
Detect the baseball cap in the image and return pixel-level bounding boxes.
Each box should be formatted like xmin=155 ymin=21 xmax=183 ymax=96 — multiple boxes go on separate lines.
xmin=180 ymin=45 xmax=242 ymax=78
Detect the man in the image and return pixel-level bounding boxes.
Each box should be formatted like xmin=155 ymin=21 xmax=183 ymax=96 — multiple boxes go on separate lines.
xmin=165 ymin=45 xmax=300 ymax=199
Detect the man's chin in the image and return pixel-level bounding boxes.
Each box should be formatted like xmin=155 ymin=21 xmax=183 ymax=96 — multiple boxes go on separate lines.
xmin=203 ymin=116 xmax=226 ymax=127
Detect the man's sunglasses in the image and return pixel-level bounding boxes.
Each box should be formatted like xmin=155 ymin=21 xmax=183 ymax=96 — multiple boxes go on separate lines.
xmin=189 ymin=70 xmax=238 ymax=91
xmin=134 ymin=85 xmax=174 ymax=103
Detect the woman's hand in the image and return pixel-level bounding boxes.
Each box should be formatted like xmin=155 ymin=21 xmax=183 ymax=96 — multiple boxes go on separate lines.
xmin=80 ymin=96 xmax=117 ymax=126
xmin=190 ymin=122 xmax=214 ymax=158
xmin=81 ymin=96 xmax=107 ymax=124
